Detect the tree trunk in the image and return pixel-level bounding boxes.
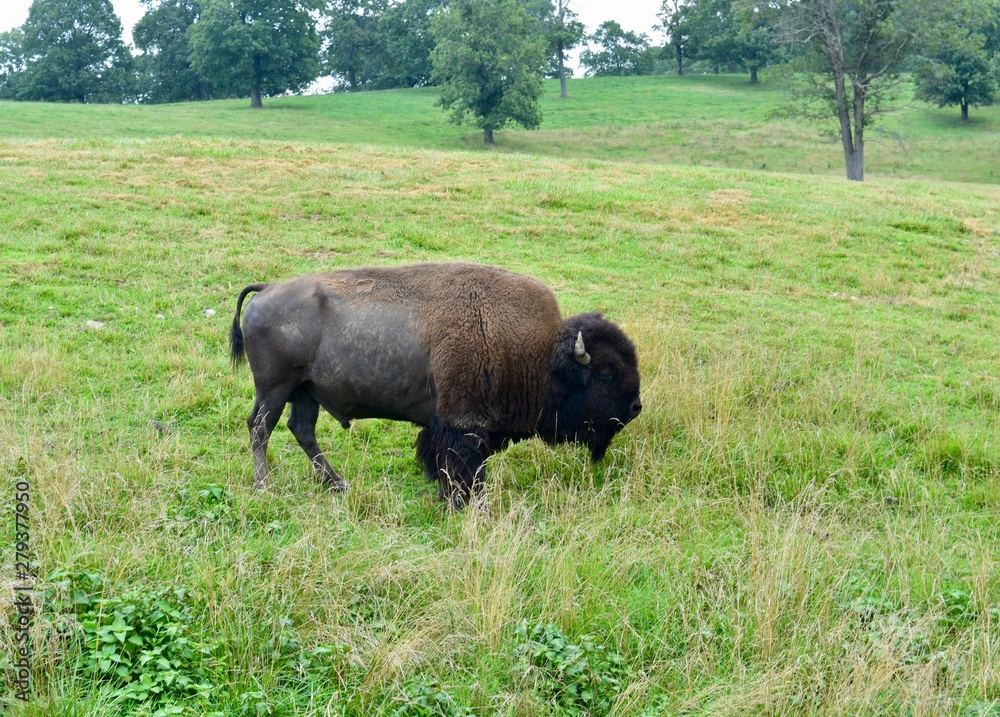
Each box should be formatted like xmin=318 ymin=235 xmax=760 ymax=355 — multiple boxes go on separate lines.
xmin=850 ymin=80 xmax=866 ymax=181
xmin=484 ymin=128 xmax=494 ymax=145
xmin=348 ymin=69 xmax=358 ymax=92
xmin=961 ymin=100 xmax=969 ymax=121
xmin=832 ymin=65 xmax=864 ymax=181
xmin=844 ymin=142 xmax=864 ymax=181
xmin=675 ymin=43 xmax=683 ymax=76
xmin=558 ymin=39 xmax=567 ymax=98
xmin=750 ymin=66 xmax=758 ymax=84
xmin=837 ymin=92 xmax=863 ymax=180
xmin=557 ymin=0 xmax=568 ymax=98
xmin=250 ymin=53 xmax=263 ymax=108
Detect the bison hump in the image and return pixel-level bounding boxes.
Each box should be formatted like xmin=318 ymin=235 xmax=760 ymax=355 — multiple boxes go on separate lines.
xmin=418 ymin=273 xmax=561 ymax=433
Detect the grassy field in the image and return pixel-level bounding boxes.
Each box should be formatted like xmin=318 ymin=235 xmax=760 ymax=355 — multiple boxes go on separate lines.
xmin=0 ymin=75 xmax=998 ymax=183
xmin=1 ymin=79 xmax=1000 ymax=716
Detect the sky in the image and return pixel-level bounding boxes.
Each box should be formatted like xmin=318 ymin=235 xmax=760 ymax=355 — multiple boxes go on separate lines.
xmin=0 ymin=0 xmax=665 ymax=77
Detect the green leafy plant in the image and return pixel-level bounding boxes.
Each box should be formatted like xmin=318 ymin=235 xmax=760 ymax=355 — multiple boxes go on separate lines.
xmin=392 ymin=676 xmax=473 ymax=717
xmin=965 ymin=701 xmax=1000 ymax=717
xmin=41 ymin=570 xmax=222 ymax=714
xmin=637 ymin=695 xmax=673 ymax=717
xmin=271 ymin=616 xmax=351 ymax=685
xmin=939 ymin=584 xmax=975 ymax=629
xmin=513 ymin=621 xmax=628 ymax=716
xmin=175 ymin=483 xmax=234 ymax=522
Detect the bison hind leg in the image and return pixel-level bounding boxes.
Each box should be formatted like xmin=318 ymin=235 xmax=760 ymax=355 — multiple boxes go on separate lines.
xmin=248 ymin=394 xmax=289 ymax=491
xmin=416 ymin=421 xmax=490 ymax=510
xmin=288 ymin=391 xmax=348 ymax=491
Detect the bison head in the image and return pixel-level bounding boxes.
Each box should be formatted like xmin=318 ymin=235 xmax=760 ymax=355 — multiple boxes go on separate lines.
xmin=545 ymin=312 xmax=642 ymax=461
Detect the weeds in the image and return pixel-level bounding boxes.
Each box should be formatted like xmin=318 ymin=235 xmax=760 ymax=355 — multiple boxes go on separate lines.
xmin=513 ymin=621 xmax=627 ymax=716
xmin=392 ymin=677 xmax=472 ymax=717
xmin=38 ymin=571 xmax=222 ymax=715
xmin=173 ymin=483 xmax=234 ymax=523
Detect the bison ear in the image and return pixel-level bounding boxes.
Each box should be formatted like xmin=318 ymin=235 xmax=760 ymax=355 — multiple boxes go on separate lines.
xmin=552 ymin=339 xmax=590 ymax=386
xmin=551 ymin=325 xmax=595 ymax=387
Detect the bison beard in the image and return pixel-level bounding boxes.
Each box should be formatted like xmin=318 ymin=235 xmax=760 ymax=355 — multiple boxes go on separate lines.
xmin=415 ymin=421 xmax=496 ymax=509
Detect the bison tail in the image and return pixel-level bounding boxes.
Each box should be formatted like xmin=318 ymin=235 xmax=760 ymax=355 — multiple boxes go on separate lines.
xmin=230 ymin=283 xmax=269 ymax=367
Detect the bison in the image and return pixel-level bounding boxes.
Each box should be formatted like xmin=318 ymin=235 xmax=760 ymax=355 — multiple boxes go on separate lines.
xmin=229 ymin=263 xmax=641 ymax=508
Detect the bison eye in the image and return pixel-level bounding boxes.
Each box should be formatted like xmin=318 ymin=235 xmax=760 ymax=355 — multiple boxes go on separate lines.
xmin=597 ymin=365 xmax=618 ymax=382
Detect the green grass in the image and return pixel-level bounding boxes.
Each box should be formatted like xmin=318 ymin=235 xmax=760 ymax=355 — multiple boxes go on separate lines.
xmin=0 ymin=75 xmax=998 ymax=183
xmin=1 ymin=80 xmax=999 ymax=715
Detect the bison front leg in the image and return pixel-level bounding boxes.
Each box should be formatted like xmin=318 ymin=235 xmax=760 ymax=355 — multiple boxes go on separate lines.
xmin=417 ymin=422 xmax=490 ymax=509
xmin=288 ymin=395 xmax=348 ymax=491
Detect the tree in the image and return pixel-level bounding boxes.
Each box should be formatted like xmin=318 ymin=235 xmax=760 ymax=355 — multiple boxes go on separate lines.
xmin=323 ymin=0 xmax=387 ymax=92
xmin=133 ymin=0 xmax=227 ymax=103
xmin=679 ymin=0 xmax=783 ymax=81
xmin=779 ymin=0 xmax=944 ymax=181
xmin=321 ymin=0 xmax=438 ymax=92
xmin=914 ymin=1 xmax=997 ymax=121
xmin=376 ymin=0 xmax=438 ymax=88
xmin=916 ymin=42 xmax=997 ymax=121
xmin=0 ymin=30 xmax=27 ymax=98
xmin=579 ymin=20 xmax=654 ymax=77
xmin=986 ymin=0 xmax=1000 ymax=57
xmin=0 ymin=0 xmax=134 ymax=103
xmin=526 ymin=0 xmax=586 ymax=97
xmin=189 ymin=0 xmax=320 ymax=108
xmin=683 ymin=0 xmax=738 ymax=73
xmin=659 ymin=0 xmax=692 ymax=75
xmin=431 ymin=0 xmax=546 ymax=145
xmin=731 ymin=1 xmax=784 ymax=83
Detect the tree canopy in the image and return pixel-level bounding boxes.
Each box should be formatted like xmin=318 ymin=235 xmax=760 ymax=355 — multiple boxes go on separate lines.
xmin=323 ymin=0 xmax=386 ymax=92
xmin=0 ymin=0 xmax=134 ymax=102
xmin=580 ymin=20 xmax=654 ymax=77
xmin=431 ymin=0 xmax=546 ymax=144
xmin=320 ymin=0 xmax=438 ymax=91
xmin=188 ymin=0 xmax=320 ymax=108
xmin=730 ymin=1 xmax=785 ymax=83
xmin=673 ymin=0 xmax=783 ymax=81
xmin=373 ymin=0 xmax=438 ymax=88
xmin=133 ymin=0 xmax=231 ymax=103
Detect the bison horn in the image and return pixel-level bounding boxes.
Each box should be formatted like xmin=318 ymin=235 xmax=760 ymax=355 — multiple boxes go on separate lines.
xmin=574 ymin=331 xmax=591 ymax=366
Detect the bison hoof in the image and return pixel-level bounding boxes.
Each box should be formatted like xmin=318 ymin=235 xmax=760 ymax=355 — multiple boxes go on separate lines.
xmin=323 ymin=476 xmax=349 ymax=492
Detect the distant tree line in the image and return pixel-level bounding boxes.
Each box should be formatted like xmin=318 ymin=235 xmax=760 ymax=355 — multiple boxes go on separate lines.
xmin=0 ymin=0 xmax=583 ymax=104
xmin=0 ymin=0 xmax=996 ymax=175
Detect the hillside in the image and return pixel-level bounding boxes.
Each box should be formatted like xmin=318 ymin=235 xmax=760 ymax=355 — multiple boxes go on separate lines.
xmin=0 ymin=75 xmax=998 ymax=183
xmin=1 ymin=130 xmax=999 ymax=715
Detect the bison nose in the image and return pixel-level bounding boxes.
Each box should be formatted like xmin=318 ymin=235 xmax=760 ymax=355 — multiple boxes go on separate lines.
xmin=630 ymin=398 xmax=643 ymax=419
